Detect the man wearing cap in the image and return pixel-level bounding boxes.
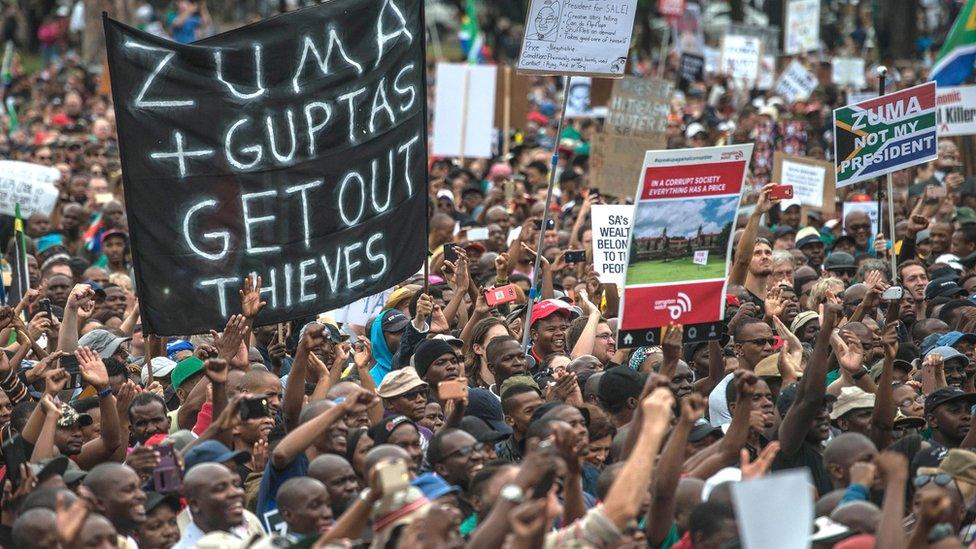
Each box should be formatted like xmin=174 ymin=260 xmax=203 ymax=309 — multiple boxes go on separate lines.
xmin=378 ymin=367 xmax=428 ymax=423
xmin=925 ymin=387 xmax=976 ymax=458
xmin=773 ymin=225 xmax=797 ymax=250
xmin=369 ymin=293 xmax=433 ymax=386
xmin=414 ymin=338 xmax=463 ymax=390
xmin=936 ymin=332 xmax=976 ymax=369
xmin=796 ymin=227 xmax=826 ymax=270
xmin=465 ymin=387 xmax=513 ymax=443
xmin=168 ymin=356 xmax=206 ymax=432
xmin=100 ymin=229 xmax=129 ymax=275
xmin=823 ymin=252 xmax=857 ymax=284
xmin=77 ymin=328 xmax=132 ymax=365
xmin=830 ymin=387 xmax=876 ymax=436
xmin=528 ymin=298 xmax=574 ymax=364
xmin=926 ymin=277 xmax=968 ymax=303
xmin=598 ymin=366 xmax=647 ymax=428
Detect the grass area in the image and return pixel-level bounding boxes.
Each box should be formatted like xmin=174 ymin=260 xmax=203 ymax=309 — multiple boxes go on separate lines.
xmin=626 ymin=256 xmax=726 ymax=285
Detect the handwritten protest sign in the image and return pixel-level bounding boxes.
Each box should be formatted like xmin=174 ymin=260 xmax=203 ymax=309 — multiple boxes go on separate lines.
xmin=618 ymin=144 xmax=752 ymax=347
xmin=590 ymin=78 xmax=671 ymax=199
xmin=432 ymin=63 xmax=497 ymax=158
xmin=105 ymin=1 xmax=427 ymax=335
xmin=936 ymin=86 xmax=976 ymax=136
xmin=720 ymin=34 xmax=761 ymax=83
xmin=590 ymin=205 xmax=633 ymax=285
xmin=677 ymin=53 xmax=704 ymax=91
xmin=784 ymin=0 xmax=820 ymax=55
xmin=605 ymin=77 xmax=672 ymax=139
xmin=833 ymin=82 xmax=938 ymax=187
xmin=517 ymin=0 xmax=638 ymax=77
xmin=775 ymin=60 xmax=818 ymax=103
xmin=772 ymin=153 xmax=836 ymax=214
xmin=0 ymin=161 xmax=60 ymax=218
xmin=757 ymin=54 xmax=776 ymax=90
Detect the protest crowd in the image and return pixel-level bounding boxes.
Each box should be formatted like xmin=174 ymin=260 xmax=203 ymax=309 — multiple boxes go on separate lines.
xmin=6 ymin=0 xmax=976 ymax=548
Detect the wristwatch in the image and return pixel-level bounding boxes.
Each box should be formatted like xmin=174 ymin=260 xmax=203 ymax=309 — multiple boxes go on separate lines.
xmin=851 ymin=367 xmax=869 ymax=380
xmin=500 ymin=484 xmax=524 ymax=504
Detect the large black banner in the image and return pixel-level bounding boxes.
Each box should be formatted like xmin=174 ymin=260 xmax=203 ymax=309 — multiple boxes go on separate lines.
xmin=105 ymin=0 xmax=427 ymax=336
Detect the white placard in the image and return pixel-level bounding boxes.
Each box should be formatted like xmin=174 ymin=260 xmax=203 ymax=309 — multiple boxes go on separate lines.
xmin=784 ymin=0 xmax=820 ymax=55
xmin=0 ymin=161 xmax=61 ymax=219
xmin=732 ymin=469 xmax=814 ymax=549
xmin=590 ymin=204 xmax=633 ymax=285
xmin=832 ymin=57 xmax=866 ymax=89
xmin=844 ymin=201 xmax=879 ymax=237
xmin=775 ymin=60 xmax=818 ymax=102
xmin=756 ymin=54 xmax=776 ymax=90
xmin=693 ymin=250 xmax=708 ymax=265
xmin=432 ymin=64 xmax=498 ymax=159
xmin=936 ymin=86 xmax=976 ymax=137
xmin=565 ymin=77 xmax=593 ymax=118
xmin=720 ymin=34 xmax=762 ymax=83
xmin=703 ymin=46 xmax=720 ymax=74
xmin=781 ymin=159 xmax=826 ymax=209
xmin=846 ymin=91 xmax=875 ymax=106
xmin=328 ymin=289 xmax=392 ymax=330
xmin=467 ymin=227 xmax=489 ymax=241
xmin=517 ymin=0 xmax=638 ymax=77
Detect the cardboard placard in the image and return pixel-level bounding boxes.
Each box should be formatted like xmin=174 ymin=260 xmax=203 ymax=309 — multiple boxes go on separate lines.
xmin=493 ymin=66 xmax=533 ymax=131
xmin=784 ymin=0 xmax=820 ymax=55
xmin=605 ymin=77 xmax=673 ymax=139
xmin=516 ymin=0 xmax=638 ymax=77
xmin=772 ymin=152 xmax=836 ymax=217
xmin=832 ymin=57 xmax=866 ymax=88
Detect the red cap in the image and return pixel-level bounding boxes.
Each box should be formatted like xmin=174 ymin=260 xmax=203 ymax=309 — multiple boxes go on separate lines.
xmin=834 ymin=534 xmax=875 ymax=549
xmin=530 ymin=299 xmax=573 ymax=327
xmin=528 ymin=112 xmax=549 ymax=125
xmin=725 ymin=294 xmax=741 ymax=308
xmin=101 ymin=229 xmax=128 ymax=243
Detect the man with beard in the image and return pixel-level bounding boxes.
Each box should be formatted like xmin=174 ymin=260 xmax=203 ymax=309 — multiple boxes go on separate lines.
xmin=176 ymin=463 xmax=264 ymax=548
xmin=709 ymin=318 xmax=774 ymax=426
xmin=730 ymin=184 xmax=778 ymax=306
xmin=772 ymin=303 xmax=844 ymax=498
xmin=257 ymin=387 xmax=376 ymax=518
xmin=924 ymin=387 xmax=976 ymax=459
xmin=566 ymin=305 xmax=617 ymax=367
xmin=528 ymin=299 xmax=574 ymax=364
xmin=83 ymin=463 xmax=148 ymax=546
xmin=100 ymin=229 xmax=129 ymax=275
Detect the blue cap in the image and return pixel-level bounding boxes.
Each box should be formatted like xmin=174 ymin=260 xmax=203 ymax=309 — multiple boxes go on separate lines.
xmin=924 ymin=345 xmax=969 ymax=365
xmin=182 ymin=440 xmax=250 ymax=472
xmin=36 ymin=233 xmax=65 ymax=254
xmin=411 ymin=472 xmax=460 ymax=500
xmin=465 ymin=388 xmax=513 ymax=435
xmin=920 ymin=333 xmax=944 ymax=355
xmin=936 ymin=331 xmax=976 ymax=349
xmin=166 ymin=339 xmax=194 ymax=360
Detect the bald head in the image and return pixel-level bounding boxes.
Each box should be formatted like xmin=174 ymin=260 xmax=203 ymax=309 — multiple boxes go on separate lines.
xmin=307 ymin=453 xmax=352 ymax=481
xmin=824 ymin=432 xmax=876 ymax=468
xmin=831 ymin=501 xmax=880 ymax=534
xmin=364 ymin=444 xmax=411 ymax=476
xmin=327 ymin=381 xmax=363 ymax=400
xmin=240 ymin=368 xmax=279 ymax=392
xmin=278 ymin=477 xmax=327 ymax=513
xmin=83 ymin=463 xmax=134 ymax=497
xmin=183 ymin=463 xmax=229 ymax=499
xmin=12 ymin=508 xmax=56 ymax=549
xmin=431 ymin=213 xmax=454 ymax=231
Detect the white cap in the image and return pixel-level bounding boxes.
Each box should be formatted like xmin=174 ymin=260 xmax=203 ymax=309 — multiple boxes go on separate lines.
xmin=935 ymin=253 xmax=964 ymax=273
xmin=141 ymin=356 xmax=177 ymax=385
xmin=685 ymin=122 xmax=707 ymax=139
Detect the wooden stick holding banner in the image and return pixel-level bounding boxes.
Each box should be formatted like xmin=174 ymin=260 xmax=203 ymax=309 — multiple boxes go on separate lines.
xmin=875 ymin=66 xmax=899 ymax=283
xmin=520 ymin=75 xmax=572 ymax=352
xmin=658 ymin=25 xmax=670 ymax=78
xmin=503 ymin=66 xmax=512 ymax=159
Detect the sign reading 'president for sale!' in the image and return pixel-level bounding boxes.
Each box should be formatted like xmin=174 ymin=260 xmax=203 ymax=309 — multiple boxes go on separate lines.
xmin=618 ymin=144 xmax=752 ymax=347
xmin=833 ymin=82 xmax=938 ymax=187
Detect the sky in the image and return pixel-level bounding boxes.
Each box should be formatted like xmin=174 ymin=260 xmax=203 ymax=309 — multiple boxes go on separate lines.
xmin=633 ymin=196 xmax=738 ymax=240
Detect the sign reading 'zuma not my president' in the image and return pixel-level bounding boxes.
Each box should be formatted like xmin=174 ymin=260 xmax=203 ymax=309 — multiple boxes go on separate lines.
xmin=104 ymin=1 xmax=427 ymax=336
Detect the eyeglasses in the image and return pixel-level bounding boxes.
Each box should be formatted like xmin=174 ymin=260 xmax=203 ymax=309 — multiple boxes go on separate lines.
xmin=399 ymin=389 xmax=426 ymax=401
xmin=848 ymin=224 xmax=871 ymax=232
xmin=740 ymin=338 xmax=775 ymax=347
xmin=443 ymin=442 xmax=486 ymax=460
xmin=914 ymin=473 xmax=957 ymax=491
xmin=898 ymin=396 xmax=924 ymax=408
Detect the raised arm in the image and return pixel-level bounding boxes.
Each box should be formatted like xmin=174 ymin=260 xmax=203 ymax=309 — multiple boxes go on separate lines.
xmin=75 ymin=347 xmax=123 ymax=468
xmin=57 ymin=284 xmax=94 ymax=353
xmin=603 ymin=387 xmax=674 ymax=528
xmin=729 ymin=184 xmax=777 ymax=286
xmin=569 ymin=291 xmax=602 ymax=359
xmin=778 ymin=303 xmax=839 ymax=456
xmin=870 ymin=318 xmax=899 ymax=450
xmin=646 ymin=394 xmax=703 ymax=545
xmin=283 ymin=324 xmax=325 ymax=430
xmin=874 ymin=451 xmax=909 ymax=549
xmin=271 ymin=388 xmax=377 ymax=469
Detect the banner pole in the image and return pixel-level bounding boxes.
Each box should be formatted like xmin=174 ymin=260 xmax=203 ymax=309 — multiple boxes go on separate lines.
xmin=503 ymin=66 xmax=512 ymax=159
xmin=657 ymin=24 xmax=669 ymax=78
xmin=521 ymin=75 xmax=572 ymax=353
xmin=421 ymin=0 xmax=431 ymax=295
xmin=876 ymin=66 xmax=887 ymax=242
